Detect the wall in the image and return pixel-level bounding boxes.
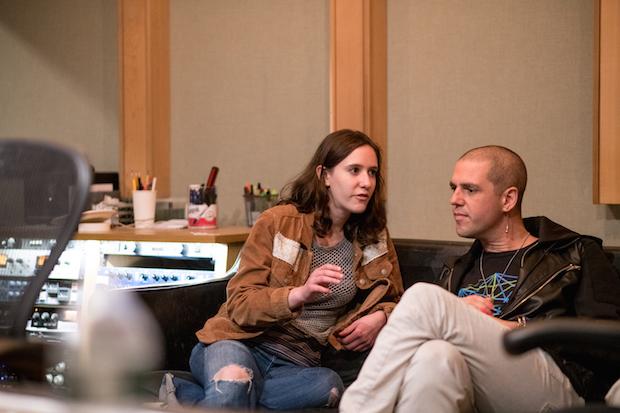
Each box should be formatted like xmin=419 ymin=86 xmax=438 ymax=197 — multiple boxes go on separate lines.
xmin=169 ymin=0 xmax=330 ymax=226
xmin=2 ymin=1 xmax=618 ymax=245
xmin=0 ymin=0 xmax=118 ymax=171
xmin=387 ymin=0 xmax=620 ymax=245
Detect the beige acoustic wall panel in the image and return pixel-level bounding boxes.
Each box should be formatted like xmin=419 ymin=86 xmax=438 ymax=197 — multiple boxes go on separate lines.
xmin=170 ymin=0 xmax=330 ymax=226
xmin=0 ymin=0 xmax=119 ymax=171
xmin=388 ymin=0 xmax=620 ymax=245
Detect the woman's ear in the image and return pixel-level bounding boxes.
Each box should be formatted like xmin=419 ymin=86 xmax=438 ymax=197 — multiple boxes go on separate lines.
xmin=316 ymin=165 xmax=329 ymax=187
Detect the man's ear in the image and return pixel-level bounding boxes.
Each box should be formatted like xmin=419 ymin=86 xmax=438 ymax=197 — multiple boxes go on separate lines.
xmin=501 ymin=186 xmax=519 ymax=212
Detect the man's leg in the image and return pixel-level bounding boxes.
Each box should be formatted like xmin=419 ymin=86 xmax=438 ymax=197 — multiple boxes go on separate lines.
xmin=396 ymin=340 xmax=474 ymax=413
xmin=340 ymin=283 xmax=584 ymax=413
xmin=606 ymin=379 xmax=620 ymax=406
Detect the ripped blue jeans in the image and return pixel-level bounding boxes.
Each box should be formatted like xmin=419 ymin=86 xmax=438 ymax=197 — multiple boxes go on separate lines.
xmin=173 ymin=340 xmax=344 ymax=410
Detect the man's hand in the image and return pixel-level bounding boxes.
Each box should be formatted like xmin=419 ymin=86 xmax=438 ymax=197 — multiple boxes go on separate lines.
xmin=288 ymin=264 xmax=342 ymax=310
xmin=460 ymin=295 xmax=521 ymax=329
xmin=460 ymin=295 xmax=494 ymax=316
xmin=337 ymin=311 xmax=387 ymax=352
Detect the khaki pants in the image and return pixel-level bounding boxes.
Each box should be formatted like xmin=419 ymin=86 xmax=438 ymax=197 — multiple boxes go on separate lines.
xmin=340 ymin=283 xmax=584 ymax=413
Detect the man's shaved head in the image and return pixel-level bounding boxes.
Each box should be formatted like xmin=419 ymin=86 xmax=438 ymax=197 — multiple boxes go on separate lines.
xmin=459 ymin=145 xmax=527 ymax=210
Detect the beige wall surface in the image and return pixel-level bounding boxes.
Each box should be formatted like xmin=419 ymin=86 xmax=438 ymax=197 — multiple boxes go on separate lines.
xmin=170 ymin=0 xmax=330 ymax=226
xmin=387 ymin=0 xmax=620 ymax=246
xmin=0 ymin=0 xmax=118 ymax=171
xmin=3 ymin=1 xmax=618 ymax=245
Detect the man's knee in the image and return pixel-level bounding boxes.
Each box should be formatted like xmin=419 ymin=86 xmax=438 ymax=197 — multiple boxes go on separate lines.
xmin=415 ymin=340 xmax=468 ymax=372
xmin=403 ymin=282 xmax=448 ymax=306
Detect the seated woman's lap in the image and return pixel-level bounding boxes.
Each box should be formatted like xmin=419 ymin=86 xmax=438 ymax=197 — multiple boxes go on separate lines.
xmin=179 ymin=340 xmax=343 ymax=409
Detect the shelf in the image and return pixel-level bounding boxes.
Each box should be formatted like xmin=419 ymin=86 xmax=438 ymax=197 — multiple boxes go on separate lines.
xmin=73 ymin=226 xmax=250 ymax=244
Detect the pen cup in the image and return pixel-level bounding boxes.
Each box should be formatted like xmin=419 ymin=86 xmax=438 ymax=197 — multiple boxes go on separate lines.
xmin=243 ymin=193 xmax=274 ymax=226
xmin=187 ymin=184 xmax=217 ymax=229
xmin=188 ymin=203 xmax=217 ymax=229
xmin=132 ymin=190 xmax=157 ymax=228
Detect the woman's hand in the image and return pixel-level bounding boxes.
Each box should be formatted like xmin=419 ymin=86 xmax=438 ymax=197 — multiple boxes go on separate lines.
xmin=460 ymin=295 xmax=494 ymax=316
xmin=288 ymin=264 xmax=342 ymax=311
xmin=336 ymin=311 xmax=387 ymax=352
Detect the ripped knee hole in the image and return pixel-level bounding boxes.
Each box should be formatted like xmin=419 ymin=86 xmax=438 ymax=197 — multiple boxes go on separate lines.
xmin=212 ymin=364 xmax=253 ymax=382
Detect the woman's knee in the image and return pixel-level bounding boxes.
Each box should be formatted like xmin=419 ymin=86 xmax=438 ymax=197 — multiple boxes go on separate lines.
xmin=190 ymin=340 xmax=256 ymax=386
xmin=213 ymin=364 xmax=253 ymax=382
xmin=313 ymin=368 xmax=345 ymax=407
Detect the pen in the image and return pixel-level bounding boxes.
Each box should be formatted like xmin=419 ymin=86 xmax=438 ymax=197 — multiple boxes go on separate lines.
xmin=206 ymin=166 xmax=219 ymax=188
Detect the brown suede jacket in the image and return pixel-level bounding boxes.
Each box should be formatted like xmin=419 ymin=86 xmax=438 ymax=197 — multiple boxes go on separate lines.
xmin=196 ymin=204 xmax=404 ymax=350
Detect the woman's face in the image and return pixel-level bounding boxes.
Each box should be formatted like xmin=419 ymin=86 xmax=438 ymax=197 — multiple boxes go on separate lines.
xmin=322 ymin=144 xmax=378 ymax=221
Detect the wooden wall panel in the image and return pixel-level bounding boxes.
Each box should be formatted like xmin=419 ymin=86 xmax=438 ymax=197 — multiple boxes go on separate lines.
xmin=330 ymin=0 xmax=387 ymax=166
xmin=594 ymin=0 xmax=620 ymax=204
xmin=118 ymin=0 xmax=170 ymax=197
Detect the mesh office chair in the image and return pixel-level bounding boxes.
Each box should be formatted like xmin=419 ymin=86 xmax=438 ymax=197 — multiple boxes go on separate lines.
xmin=0 ymin=138 xmax=91 ymax=380
xmin=504 ymin=318 xmax=620 ymax=412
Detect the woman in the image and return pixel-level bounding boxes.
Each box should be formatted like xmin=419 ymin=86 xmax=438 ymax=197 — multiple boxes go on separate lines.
xmin=171 ymin=129 xmax=403 ymax=410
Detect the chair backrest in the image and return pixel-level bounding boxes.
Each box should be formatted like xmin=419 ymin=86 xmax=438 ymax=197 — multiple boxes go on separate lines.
xmin=0 ymin=139 xmax=91 ymax=337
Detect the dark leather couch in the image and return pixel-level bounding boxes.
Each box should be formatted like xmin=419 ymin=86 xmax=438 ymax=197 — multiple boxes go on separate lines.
xmin=132 ymin=239 xmax=620 ymax=408
xmin=133 ymin=239 xmax=472 ymax=374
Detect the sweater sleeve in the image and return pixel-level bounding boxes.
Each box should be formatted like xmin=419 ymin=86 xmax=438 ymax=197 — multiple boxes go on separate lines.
xmin=225 ymin=209 xmax=299 ymax=328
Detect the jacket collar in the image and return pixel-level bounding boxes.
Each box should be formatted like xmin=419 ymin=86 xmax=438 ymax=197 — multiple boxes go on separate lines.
xmin=300 ymin=210 xmax=315 ymax=249
xmin=449 ymin=216 xmax=589 ymax=292
xmin=297 ymin=209 xmax=385 ymax=265
xmin=523 ymin=216 xmax=581 ymax=244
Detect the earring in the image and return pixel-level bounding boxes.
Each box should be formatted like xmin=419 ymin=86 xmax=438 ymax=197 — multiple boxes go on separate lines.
xmin=504 ymin=215 xmax=509 ymax=233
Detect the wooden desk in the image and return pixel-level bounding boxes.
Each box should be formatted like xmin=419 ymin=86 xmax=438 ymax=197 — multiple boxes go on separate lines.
xmin=73 ymin=226 xmax=250 ymax=244
xmin=73 ymin=226 xmax=250 ymax=270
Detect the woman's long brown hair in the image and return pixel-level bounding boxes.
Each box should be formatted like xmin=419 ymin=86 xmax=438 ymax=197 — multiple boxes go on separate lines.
xmin=279 ymin=129 xmax=386 ymax=246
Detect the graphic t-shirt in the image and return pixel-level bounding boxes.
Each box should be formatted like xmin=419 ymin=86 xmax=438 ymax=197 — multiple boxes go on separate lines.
xmin=457 ymin=248 xmax=526 ymax=316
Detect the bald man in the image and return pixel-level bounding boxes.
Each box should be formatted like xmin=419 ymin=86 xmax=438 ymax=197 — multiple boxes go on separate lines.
xmin=340 ymin=146 xmax=620 ymax=413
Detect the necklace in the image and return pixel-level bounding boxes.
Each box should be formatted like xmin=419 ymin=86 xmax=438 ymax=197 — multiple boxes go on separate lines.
xmin=479 ymin=233 xmax=530 ymax=298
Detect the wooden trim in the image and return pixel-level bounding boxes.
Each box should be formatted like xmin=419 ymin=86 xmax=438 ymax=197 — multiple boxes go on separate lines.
xmin=73 ymin=226 xmax=250 ymax=244
xmin=593 ymin=0 xmax=600 ymax=203
xmin=118 ymin=0 xmax=170 ymax=198
xmin=596 ymin=0 xmax=620 ymax=203
xmin=330 ymin=0 xmax=387 ymax=167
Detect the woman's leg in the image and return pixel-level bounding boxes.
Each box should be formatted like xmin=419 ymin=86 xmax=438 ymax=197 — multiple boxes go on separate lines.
xmin=252 ymin=347 xmax=344 ymax=410
xmin=186 ymin=340 xmax=263 ymax=409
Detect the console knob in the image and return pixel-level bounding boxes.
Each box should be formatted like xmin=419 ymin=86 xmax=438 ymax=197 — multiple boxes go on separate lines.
xmin=52 ymin=374 xmax=64 ymax=386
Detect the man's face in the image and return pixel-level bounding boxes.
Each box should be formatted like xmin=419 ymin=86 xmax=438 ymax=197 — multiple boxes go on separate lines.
xmin=449 ymin=159 xmax=505 ymax=240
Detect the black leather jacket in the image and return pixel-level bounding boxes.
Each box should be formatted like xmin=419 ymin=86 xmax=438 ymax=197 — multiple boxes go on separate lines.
xmin=440 ymin=216 xmax=620 ymax=401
